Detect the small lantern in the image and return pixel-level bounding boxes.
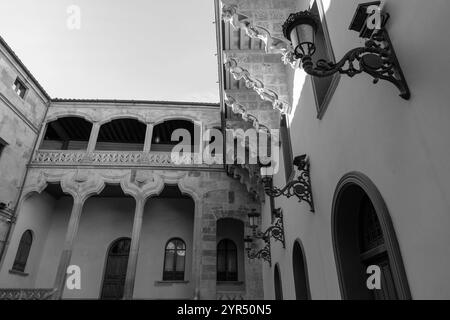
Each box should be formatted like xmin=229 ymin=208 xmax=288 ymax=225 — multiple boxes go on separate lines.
xmin=247 ymin=209 xmax=260 ymax=229
xmin=282 ymin=11 xmax=319 ymax=58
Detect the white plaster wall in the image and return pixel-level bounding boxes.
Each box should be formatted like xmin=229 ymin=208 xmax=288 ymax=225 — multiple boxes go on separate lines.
xmin=134 ymin=197 xmax=195 ymax=299
xmin=35 ymin=196 xmax=72 ymax=288
xmin=263 ymin=0 xmax=450 ymax=300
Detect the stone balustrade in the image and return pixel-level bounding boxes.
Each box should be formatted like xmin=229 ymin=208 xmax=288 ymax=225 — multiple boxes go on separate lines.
xmin=32 ymin=150 xmax=223 ymax=169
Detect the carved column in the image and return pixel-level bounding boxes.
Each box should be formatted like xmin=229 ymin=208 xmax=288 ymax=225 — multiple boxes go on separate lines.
xmin=52 ymin=196 xmax=84 ymax=299
xmin=52 ymin=170 xmax=104 ymax=299
xmin=143 ymin=123 xmax=154 ymax=153
xmin=86 ymin=122 xmax=100 ymax=154
xmin=123 ymin=197 xmax=145 ymax=299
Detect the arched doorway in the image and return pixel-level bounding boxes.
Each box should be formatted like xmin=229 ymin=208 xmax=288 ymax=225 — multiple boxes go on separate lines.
xmin=332 ymin=172 xmax=411 ymax=300
xmin=101 ymin=238 xmax=131 ymax=299
xmin=293 ymin=240 xmax=311 ymax=300
xmin=274 ymin=264 xmax=283 ymax=300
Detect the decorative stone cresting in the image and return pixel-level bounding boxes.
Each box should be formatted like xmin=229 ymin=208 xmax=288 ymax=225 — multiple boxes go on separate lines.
xmin=224 ymin=56 xmax=290 ymax=115
xmin=0 ymin=289 xmax=57 ymax=300
xmin=222 ymin=4 xmax=298 ymax=69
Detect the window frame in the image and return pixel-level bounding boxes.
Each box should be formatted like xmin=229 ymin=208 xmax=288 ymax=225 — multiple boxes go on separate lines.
xmin=162 ymin=238 xmax=186 ymax=281
xmin=12 ymin=77 xmax=28 ymax=99
xmin=11 ymin=230 xmax=33 ymax=273
xmin=216 ymin=239 xmax=238 ymax=282
xmin=310 ymin=0 xmax=341 ymax=119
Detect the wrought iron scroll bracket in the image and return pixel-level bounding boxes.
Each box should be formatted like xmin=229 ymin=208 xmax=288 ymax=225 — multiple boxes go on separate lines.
xmin=262 ymin=155 xmax=315 ymax=213
xmin=297 ymin=13 xmax=410 ymax=100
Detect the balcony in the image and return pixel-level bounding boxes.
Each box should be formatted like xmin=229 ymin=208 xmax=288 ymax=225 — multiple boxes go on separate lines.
xmin=33 ymin=117 xmax=223 ymax=169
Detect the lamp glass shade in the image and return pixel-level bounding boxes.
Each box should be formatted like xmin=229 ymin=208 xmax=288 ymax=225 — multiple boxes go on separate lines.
xmin=291 ymin=24 xmax=316 ymax=56
xmin=292 ymin=24 xmax=315 ymax=47
xmin=248 ymin=211 xmax=260 ymax=228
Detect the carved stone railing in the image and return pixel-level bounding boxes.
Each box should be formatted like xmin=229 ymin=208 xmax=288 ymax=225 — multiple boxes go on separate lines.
xmin=224 ymin=57 xmax=290 ymax=115
xmin=216 ymin=290 xmax=245 ymax=300
xmin=0 ymin=288 xmax=56 ymax=300
xmin=222 ymin=4 xmax=297 ymax=68
xmin=33 ymin=150 xmax=85 ymax=164
xmin=32 ymin=150 xmax=222 ymax=168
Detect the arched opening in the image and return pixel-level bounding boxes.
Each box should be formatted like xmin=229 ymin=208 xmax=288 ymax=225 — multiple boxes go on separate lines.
xmin=0 ymin=183 xmax=72 ymax=289
xmin=274 ymin=264 xmax=283 ymax=300
xmin=151 ymin=119 xmax=199 ymax=152
xmin=100 ymin=237 xmax=131 ymax=300
xmin=41 ymin=117 xmax=92 ymax=150
xmin=134 ymin=184 xmax=195 ymax=299
xmin=293 ymin=240 xmax=311 ymax=300
xmin=96 ymin=118 xmax=146 ymax=151
xmin=332 ymin=172 xmax=411 ymax=300
xmin=68 ymin=184 xmax=134 ymax=299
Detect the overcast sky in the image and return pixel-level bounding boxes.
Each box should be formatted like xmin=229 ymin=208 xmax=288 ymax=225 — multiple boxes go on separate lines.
xmin=0 ymin=0 xmax=220 ymax=102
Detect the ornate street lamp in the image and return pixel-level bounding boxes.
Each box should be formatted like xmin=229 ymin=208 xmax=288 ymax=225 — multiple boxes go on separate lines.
xmin=261 ymin=155 xmax=315 ymax=213
xmin=247 ymin=209 xmax=285 ymax=247
xmin=244 ymin=236 xmax=271 ymax=266
xmin=282 ymin=2 xmax=410 ymax=100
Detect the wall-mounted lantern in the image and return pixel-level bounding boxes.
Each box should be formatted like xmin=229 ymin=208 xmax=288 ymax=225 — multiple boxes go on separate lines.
xmin=261 ymin=155 xmax=315 ymax=213
xmin=282 ymin=2 xmax=410 ymax=100
xmin=244 ymin=236 xmax=271 ymax=266
xmin=247 ymin=209 xmax=285 ymax=247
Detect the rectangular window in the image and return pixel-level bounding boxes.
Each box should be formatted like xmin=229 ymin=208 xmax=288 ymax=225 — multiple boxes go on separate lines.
xmin=12 ymin=77 xmax=27 ymax=99
xmin=310 ymin=0 xmax=340 ymax=119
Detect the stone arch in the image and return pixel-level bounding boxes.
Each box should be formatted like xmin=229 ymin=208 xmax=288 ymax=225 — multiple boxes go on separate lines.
xmin=98 ymin=114 xmax=147 ymax=126
xmin=331 ymin=172 xmax=411 ymax=300
xmin=46 ymin=111 xmax=96 ymax=124
xmin=152 ymin=115 xmax=202 ymax=127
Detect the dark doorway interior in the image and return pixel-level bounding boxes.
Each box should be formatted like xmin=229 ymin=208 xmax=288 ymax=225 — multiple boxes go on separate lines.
xmin=100 ymin=238 xmax=131 ymax=300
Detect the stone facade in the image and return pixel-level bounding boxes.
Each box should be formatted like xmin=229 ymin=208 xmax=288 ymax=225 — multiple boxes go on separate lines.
xmin=0 ymin=36 xmax=50 ymax=268
xmin=0 ymin=42 xmax=264 ymax=299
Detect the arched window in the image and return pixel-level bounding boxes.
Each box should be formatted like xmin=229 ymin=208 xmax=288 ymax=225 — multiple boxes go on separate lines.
xmin=163 ymin=238 xmax=186 ymax=281
xmin=12 ymin=230 xmax=33 ymax=272
xmin=332 ymin=172 xmax=411 ymax=300
xmin=274 ymin=264 xmax=283 ymax=300
xmin=217 ymin=239 xmax=237 ymax=281
xmin=293 ymin=240 xmax=311 ymax=300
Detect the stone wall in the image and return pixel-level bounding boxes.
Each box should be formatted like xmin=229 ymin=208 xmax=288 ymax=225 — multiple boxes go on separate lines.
xmin=0 ymin=40 xmax=49 ymax=267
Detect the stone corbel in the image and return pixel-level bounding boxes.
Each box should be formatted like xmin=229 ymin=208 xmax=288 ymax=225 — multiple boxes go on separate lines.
xmin=224 ymin=94 xmax=271 ymax=135
xmin=224 ymin=56 xmax=290 ymax=115
xmin=60 ymin=170 xmax=105 ymax=203
xmin=120 ymin=170 xmax=164 ymax=200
